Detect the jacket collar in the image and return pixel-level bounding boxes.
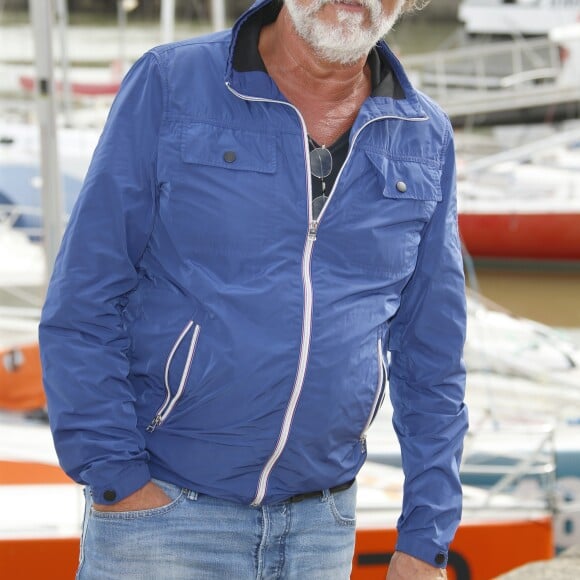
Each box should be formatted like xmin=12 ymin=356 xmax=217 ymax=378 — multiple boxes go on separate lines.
xmin=224 ymin=0 xmax=427 ymax=121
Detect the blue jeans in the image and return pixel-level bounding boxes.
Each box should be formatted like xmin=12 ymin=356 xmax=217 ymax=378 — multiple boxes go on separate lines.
xmin=77 ymin=478 xmax=357 ymax=579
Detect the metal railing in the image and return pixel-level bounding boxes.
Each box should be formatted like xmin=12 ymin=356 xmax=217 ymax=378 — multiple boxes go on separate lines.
xmin=403 ymin=36 xmax=563 ymax=96
xmin=461 ymin=421 xmax=558 ymax=512
xmin=401 ymin=35 xmax=580 ymax=119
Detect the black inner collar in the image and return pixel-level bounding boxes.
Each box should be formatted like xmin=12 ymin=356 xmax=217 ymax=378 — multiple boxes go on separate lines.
xmin=232 ymin=0 xmax=282 ymax=73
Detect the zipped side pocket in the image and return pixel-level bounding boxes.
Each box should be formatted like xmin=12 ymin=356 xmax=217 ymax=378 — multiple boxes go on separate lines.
xmin=360 ymin=337 xmax=386 ymax=453
xmin=147 ymin=321 xmax=201 ymax=432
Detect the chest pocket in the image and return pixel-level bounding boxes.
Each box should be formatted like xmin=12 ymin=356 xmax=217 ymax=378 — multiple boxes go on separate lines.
xmin=333 ymin=150 xmax=443 ymax=281
xmin=180 ymin=122 xmax=277 ymax=174
xmin=365 ymin=149 xmax=442 ymax=218
xmin=160 ymin=122 xmax=280 ymax=269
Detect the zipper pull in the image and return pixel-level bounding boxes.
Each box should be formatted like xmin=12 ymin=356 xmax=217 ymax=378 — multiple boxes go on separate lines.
xmin=308 ymin=221 xmax=318 ymax=240
xmin=147 ymin=415 xmax=162 ymax=433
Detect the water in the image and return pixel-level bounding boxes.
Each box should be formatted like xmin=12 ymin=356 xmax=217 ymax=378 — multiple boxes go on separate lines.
xmin=474 ymin=268 xmax=580 ymax=329
xmin=388 ymin=18 xmax=463 ymax=55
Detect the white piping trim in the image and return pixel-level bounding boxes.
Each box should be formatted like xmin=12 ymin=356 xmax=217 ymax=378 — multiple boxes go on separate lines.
xmin=147 ymin=321 xmax=201 ymax=432
xmin=360 ymin=337 xmax=386 ymax=443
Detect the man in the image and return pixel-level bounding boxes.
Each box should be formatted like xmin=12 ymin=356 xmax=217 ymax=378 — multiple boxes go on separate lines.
xmin=39 ymin=0 xmax=467 ymax=578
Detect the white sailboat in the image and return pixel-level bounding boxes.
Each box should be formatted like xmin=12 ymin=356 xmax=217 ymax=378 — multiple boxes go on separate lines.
xmin=465 ymin=291 xmax=580 ymax=388
xmin=457 ymin=125 xmax=580 ymax=260
xmin=401 ymin=22 xmax=580 ymax=126
xmin=458 ymin=0 xmax=580 ymax=37
xmin=0 ymin=223 xmax=45 ymax=289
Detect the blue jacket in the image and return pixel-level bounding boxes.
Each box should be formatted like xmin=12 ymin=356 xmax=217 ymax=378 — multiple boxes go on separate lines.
xmin=39 ymin=0 xmax=467 ymax=567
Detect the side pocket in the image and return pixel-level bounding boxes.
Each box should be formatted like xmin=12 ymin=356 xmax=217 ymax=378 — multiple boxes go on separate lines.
xmin=90 ymin=484 xmax=186 ymax=520
xmin=359 ymin=338 xmax=386 ymax=453
xmin=76 ymin=487 xmax=91 ymax=579
xmin=328 ymin=481 xmax=357 ymax=527
xmin=147 ymin=321 xmax=201 ymax=432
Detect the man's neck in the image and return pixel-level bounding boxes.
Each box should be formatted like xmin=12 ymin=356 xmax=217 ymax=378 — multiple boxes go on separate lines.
xmin=258 ymin=6 xmax=372 ymax=144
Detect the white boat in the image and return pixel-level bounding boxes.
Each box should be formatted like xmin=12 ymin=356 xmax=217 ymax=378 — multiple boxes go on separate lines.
xmin=0 ymin=121 xmax=97 ymax=239
xmin=367 ymin=398 xmax=580 ymax=553
xmin=1 ymin=280 xmax=575 ymax=561
xmin=464 ymin=292 xmax=580 ymax=388
xmin=402 ymin=23 xmax=580 ymax=126
xmin=364 ymin=292 xmax=580 ymax=555
xmin=458 ymin=0 xmax=580 ymax=37
xmin=457 ymin=126 xmax=580 ymax=261
xmin=367 ymin=316 xmax=580 ymax=553
xmin=0 ymin=222 xmax=45 ymax=288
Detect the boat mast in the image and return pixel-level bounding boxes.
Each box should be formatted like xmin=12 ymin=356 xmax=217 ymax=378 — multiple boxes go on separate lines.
xmin=54 ymin=0 xmax=72 ymax=126
xmin=160 ymin=0 xmax=175 ymax=44
xmin=29 ymin=0 xmax=64 ymax=286
xmin=211 ymin=0 xmax=226 ymax=31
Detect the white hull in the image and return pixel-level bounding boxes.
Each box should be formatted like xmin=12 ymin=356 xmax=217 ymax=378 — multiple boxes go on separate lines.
xmin=0 ymin=225 xmax=45 ymax=288
xmin=459 ymin=3 xmax=580 ymax=36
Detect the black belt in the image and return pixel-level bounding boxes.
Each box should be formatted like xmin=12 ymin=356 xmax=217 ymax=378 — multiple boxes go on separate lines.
xmin=287 ymin=479 xmax=355 ymax=503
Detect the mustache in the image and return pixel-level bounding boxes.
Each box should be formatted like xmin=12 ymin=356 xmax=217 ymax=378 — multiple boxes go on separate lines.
xmin=305 ymin=0 xmax=394 ymax=20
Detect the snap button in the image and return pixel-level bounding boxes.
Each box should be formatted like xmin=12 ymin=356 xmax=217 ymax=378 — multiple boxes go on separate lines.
xmin=434 ymin=552 xmax=446 ymax=565
xmin=395 ymin=181 xmax=407 ymax=193
xmin=103 ymin=489 xmax=117 ymax=502
xmin=223 ymin=151 xmax=236 ymax=163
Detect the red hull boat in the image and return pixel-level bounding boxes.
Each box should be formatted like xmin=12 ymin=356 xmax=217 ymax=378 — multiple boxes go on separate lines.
xmin=459 ymin=212 xmax=580 ymax=261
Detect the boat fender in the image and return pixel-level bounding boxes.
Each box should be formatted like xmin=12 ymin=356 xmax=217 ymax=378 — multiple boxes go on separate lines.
xmin=2 ymin=349 xmax=25 ymax=372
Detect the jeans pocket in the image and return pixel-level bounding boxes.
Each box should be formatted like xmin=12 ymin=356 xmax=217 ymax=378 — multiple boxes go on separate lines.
xmin=327 ymin=481 xmax=357 ymax=527
xmin=90 ymin=479 xmax=186 ymax=520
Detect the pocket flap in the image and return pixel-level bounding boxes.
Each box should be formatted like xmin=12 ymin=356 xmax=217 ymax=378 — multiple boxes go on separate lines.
xmin=181 ymin=123 xmax=277 ymax=174
xmin=365 ymin=150 xmax=442 ymax=201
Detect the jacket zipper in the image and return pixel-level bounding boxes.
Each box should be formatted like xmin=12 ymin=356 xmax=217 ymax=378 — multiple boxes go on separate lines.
xmin=226 ymin=84 xmax=317 ymax=506
xmin=226 ymin=82 xmax=426 ymax=505
xmin=360 ymin=337 xmax=386 ymax=453
xmin=147 ymin=321 xmax=201 ymax=432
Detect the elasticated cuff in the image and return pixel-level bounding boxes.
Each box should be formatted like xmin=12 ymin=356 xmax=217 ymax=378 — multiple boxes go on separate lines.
xmin=89 ymin=461 xmax=152 ymax=505
xmin=395 ymin=533 xmax=448 ymax=568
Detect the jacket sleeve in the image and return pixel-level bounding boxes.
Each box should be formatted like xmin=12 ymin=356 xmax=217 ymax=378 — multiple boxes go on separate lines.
xmin=387 ymin=121 xmax=468 ymax=568
xmin=39 ymin=51 xmax=164 ymax=504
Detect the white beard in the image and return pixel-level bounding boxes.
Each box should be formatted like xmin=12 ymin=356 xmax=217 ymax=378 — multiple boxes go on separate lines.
xmin=284 ymin=0 xmax=404 ymax=65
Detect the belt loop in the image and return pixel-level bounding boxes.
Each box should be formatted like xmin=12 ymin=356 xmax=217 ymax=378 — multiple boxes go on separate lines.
xmin=321 ymin=489 xmax=331 ymax=503
xmin=186 ymin=489 xmax=198 ymax=501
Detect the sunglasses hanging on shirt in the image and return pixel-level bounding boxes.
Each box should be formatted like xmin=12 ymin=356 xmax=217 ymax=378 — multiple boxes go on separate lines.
xmin=309 ymin=136 xmax=333 ymax=220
